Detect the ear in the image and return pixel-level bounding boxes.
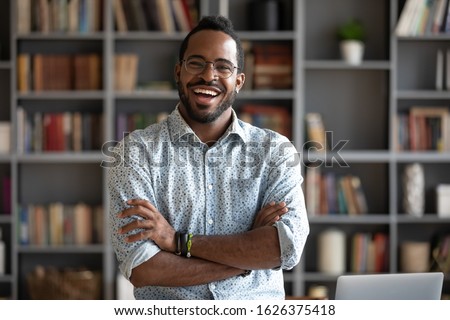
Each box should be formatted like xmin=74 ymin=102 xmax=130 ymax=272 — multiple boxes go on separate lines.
xmin=235 ymin=72 xmax=245 ymax=93
xmin=174 ymin=62 xmax=181 ymax=84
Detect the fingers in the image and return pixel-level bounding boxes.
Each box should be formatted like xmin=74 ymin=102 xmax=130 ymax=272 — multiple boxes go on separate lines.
xmin=253 ymin=201 xmax=289 ymax=228
xmin=118 ymin=199 xmax=157 ymax=219
xmin=262 ymin=201 xmax=288 ymax=223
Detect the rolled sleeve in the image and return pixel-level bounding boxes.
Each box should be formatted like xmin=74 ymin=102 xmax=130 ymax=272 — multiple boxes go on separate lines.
xmin=265 ymin=138 xmax=310 ymax=270
xmin=106 ymin=134 xmax=162 ymax=280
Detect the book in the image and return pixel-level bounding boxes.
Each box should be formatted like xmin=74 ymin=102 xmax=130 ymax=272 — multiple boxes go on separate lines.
xmin=305 ymin=166 xmax=321 ymax=216
xmin=395 ymin=0 xmax=418 ymax=36
xmin=17 ymin=0 xmax=32 ymax=34
xmin=350 ymin=175 xmax=369 ymax=214
xmin=156 ymin=0 xmax=176 ymax=32
xmin=17 ymin=54 xmax=31 ymax=92
xmin=436 ymin=49 xmax=444 ymax=90
xmin=251 ymin=42 xmax=293 ymax=90
xmin=340 ymin=175 xmax=359 ymax=215
xmin=171 ymin=0 xmax=191 ymax=32
xmin=409 ymin=106 xmax=449 ymax=151
xmin=305 ymin=112 xmax=326 ymax=152
xmin=239 ymin=104 xmax=291 ymax=139
xmin=432 ymin=0 xmax=447 ymax=32
xmin=74 ymin=202 xmax=93 ymax=245
xmin=0 ymin=122 xmax=10 ymax=153
xmin=130 ymin=0 xmax=148 ymax=31
xmin=113 ymin=0 xmax=128 ymax=32
xmin=115 ymin=54 xmax=139 ymax=91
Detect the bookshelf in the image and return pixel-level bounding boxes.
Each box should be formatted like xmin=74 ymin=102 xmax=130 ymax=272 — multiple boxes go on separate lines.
xmin=0 ymin=0 xmax=449 ymax=300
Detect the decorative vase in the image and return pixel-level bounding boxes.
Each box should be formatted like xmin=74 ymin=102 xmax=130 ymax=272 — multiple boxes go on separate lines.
xmin=402 ymin=163 xmax=425 ymax=217
xmin=340 ymin=40 xmax=364 ymax=65
xmin=318 ymin=228 xmax=346 ymax=274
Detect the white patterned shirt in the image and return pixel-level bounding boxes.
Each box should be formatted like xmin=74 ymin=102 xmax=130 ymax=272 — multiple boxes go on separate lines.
xmin=106 ymin=106 xmax=309 ymax=299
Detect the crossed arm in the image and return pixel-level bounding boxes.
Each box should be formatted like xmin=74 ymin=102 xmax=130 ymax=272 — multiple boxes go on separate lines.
xmin=117 ymin=199 xmax=288 ymax=288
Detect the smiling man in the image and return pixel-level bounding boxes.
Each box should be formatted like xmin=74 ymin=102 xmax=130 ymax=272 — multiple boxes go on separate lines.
xmin=107 ymin=16 xmax=309 ymax=300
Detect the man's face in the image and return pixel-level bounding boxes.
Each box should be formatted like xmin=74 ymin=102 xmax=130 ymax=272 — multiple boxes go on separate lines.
xmin=175 ymin=30 xmax=244 ymax=124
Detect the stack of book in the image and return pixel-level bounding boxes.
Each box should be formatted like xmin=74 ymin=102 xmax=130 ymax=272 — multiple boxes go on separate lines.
xmin=351 ymin=232 xmax=389 ymax=273
xmin=395 ymin=0 xmax=450 ymax=36
xmin=116 ymin=111 xmax=168 ymax=141
xmin=250 ymin=43 xmax=293 ymax=90
xmin=114 ymin=0 xmax=198 ymax=32
xmin=238 ymin=104 xmax=291 ymax=139
xmin=395 ymin=106 xmax=450 ymax=151
xmin=18 ymin=202 xmax=103 ymax=246
xmin=306 ymin=167 xmax=369 ymax=216
xmin=17 ymin=0 xmax=103 ymax=34
xmin=16 ymin=107 xmax=104 ymax=153
xmin=17 ymin=53 xmax=102 ymax=92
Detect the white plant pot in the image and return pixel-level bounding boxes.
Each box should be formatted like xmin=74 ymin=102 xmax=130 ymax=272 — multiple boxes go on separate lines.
xmin=340 ymin=40 xmax=364 ymax=65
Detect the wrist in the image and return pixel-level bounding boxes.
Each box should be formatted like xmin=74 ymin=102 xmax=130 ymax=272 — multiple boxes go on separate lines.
xmin=174 ymin=232 xmax=193 ymax=258
xmin=174 ymin=232 xmax=181 ymax=255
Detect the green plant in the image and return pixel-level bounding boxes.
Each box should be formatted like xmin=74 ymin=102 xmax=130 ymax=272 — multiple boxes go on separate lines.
xmin=337 ymin=19 xmax=365 ymax=41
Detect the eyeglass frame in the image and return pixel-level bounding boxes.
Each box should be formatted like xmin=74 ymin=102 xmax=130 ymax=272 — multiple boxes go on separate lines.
xmin=181 ymin=56 xmax=240 ymax=79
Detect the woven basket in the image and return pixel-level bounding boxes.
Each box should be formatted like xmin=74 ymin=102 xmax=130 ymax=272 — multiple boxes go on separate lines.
xmin=27 ymin=266 xmax=102 ymax=300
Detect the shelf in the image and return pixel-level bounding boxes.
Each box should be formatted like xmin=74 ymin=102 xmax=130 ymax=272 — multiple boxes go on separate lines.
xmin=17 ymin=152 xmax=103 ymax=163
xmin=0 ymin=61 xmax=11 ymax=69
xmin=302 ymin=151 xmax=392 ymax=163
xmin=308 ymin=214 xmax=390 ymax=225
xmin=17 ymin=244 xmax=105 ymax=254
xmin=0 ymin=215 xmax=12 ymax=223
xmin=17 ymin=91 xmax=104 ymax=100
xmin=237 ymin=31 xmax=296 ymax=40
xmin=115 ymin=90 xmax=178 ymax=100
xmin=239 ymin=89 xmax=295 ymax=100
xmin=396 ymin=90 xmax=450 ymax=100
xmin=396 ymin=35 xmax=450 ymax=42
xmin=15 ymin=32 xmax=105 ymax=41
xmin=304 ymin=60 xmax=391 ymax=70
xmin=394 ymin=152 xmax=450 ymax=163
xmin=396 ymin=215 xmax=450 ymax=224
xmin=0 ymin=154 xmax=12 ymax=163
xmin=114 ymin=31 xmax=189 ymax=41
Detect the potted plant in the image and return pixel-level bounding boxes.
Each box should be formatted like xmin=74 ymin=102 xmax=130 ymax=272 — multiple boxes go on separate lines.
xmin=337 ymin=19 xmax=365 ymax=65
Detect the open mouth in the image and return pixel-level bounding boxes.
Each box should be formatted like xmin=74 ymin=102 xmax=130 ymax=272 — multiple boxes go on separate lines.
xmin=191 ymin=87 xmax=222 ymax=105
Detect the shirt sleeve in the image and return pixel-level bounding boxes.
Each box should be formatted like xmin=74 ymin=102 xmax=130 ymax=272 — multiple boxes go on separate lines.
xmin=264 ymin=137 xmax=310 ymax=270
xmin=106 ymin=133 xmax=161 ymax=279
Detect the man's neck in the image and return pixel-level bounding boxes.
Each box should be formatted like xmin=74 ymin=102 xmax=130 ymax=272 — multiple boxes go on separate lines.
xmin=179 ymin=108 xmax=233 ymax=147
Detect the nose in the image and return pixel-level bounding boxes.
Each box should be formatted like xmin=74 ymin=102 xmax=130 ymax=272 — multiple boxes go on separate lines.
xmin=199 ymin=62 xmax=218 ymax=81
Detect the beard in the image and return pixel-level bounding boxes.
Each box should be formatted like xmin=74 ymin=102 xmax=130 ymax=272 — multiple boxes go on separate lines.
xmin=177 ymin=80 xmax=237 ymax=124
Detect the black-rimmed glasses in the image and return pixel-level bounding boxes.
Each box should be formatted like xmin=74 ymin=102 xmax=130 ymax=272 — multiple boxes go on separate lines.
xmin=182 ymin=57 xmax=238 ymax=79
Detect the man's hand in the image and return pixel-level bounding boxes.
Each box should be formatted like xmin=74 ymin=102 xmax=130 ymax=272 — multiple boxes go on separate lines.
xmin=252 ymin=201 xmax=288 ymax=229
xmin=118 ymin=199 xmax=176 ymax=252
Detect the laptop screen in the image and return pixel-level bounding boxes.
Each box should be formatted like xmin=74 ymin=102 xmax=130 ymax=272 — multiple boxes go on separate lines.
xmin=335 ymin=272 xmax=444 ymax=300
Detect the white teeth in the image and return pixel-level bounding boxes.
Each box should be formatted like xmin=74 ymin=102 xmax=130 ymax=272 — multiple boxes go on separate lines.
xmin=193 ymin=88 xmax=219 ymax=96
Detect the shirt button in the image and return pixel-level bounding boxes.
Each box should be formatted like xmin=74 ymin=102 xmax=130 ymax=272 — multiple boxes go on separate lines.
xmin=208 ymin=219 xmax=213 ymax=225
xmin=208 ymin=184 xmax=213 ymax=190
xmin=210 ymin=284 xmax=216 ymax=290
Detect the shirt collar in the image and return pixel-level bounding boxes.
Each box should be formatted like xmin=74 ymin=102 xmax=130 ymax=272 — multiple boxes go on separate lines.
xmin=167 ymin=104 xmax=249 ymax=144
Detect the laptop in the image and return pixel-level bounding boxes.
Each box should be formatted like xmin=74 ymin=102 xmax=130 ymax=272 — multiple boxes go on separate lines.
xmin=335 ymin=272 xmax=444 ymax=300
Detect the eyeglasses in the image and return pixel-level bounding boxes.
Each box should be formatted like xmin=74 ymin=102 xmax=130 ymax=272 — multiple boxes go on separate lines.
xmin=182 ymin=57 xmax=238 ymax=79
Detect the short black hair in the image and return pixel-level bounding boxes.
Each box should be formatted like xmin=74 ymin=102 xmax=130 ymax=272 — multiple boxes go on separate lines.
xmin=178 ymin=15 xmax=244 ymax=71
